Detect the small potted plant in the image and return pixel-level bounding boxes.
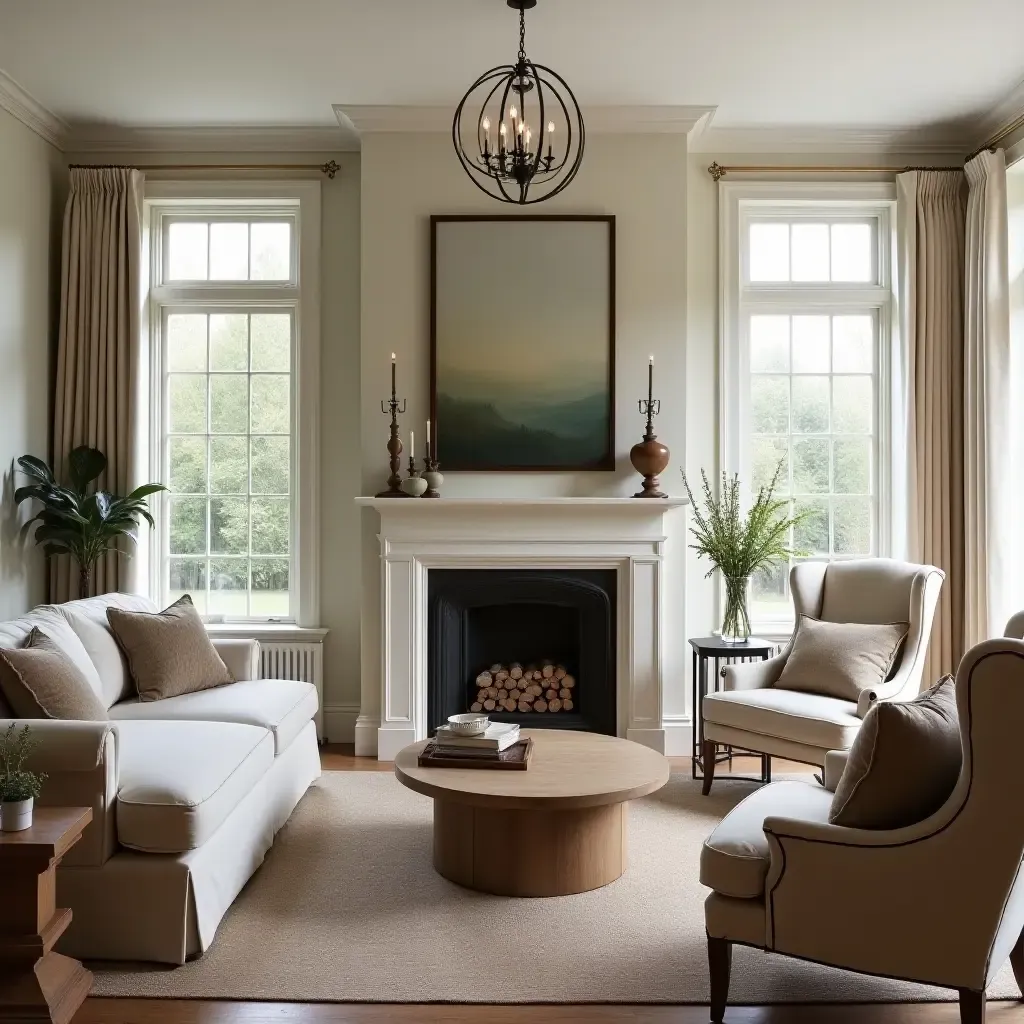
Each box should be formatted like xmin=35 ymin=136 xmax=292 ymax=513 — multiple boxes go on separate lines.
xmin=0 ymin=723 xmax=46 ymax=832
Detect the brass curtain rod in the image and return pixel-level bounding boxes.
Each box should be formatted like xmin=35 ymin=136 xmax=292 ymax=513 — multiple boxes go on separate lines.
xmin=68 ymin=160 xmax=341 ymax=178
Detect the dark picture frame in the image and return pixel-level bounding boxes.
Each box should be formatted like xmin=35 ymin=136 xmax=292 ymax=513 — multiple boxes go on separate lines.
xmin=430 ymin=215 xmax=616 ymax=472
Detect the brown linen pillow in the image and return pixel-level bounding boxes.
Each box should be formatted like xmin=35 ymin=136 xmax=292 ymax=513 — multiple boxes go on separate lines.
xmin=829 ymin=675 xmax=961 ymax=829
xmin=774 ymin=614 xmax=910 ymax=702
xmin=107 ymin=595 xmax=233 ymax=702
xmin=0 ymin=628 xmax=109 ymax=720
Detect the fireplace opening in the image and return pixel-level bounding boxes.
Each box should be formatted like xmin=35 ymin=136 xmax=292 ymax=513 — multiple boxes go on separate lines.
xmin=427 ymin=569 xmax=616 ymax=735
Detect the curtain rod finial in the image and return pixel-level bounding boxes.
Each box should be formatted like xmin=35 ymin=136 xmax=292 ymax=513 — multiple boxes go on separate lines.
xmin=708 ymin=162 xmax=726 ymax=182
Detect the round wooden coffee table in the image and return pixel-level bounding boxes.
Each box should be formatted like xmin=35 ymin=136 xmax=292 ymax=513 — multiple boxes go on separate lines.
xmin=394 ymin=730 xmax=669 ymax=897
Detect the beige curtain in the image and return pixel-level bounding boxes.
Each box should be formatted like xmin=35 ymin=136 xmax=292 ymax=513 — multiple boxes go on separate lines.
xmin=896 ymin=169 xmax=967 ymax=681
xmin=963 ymin=150 xmax=1011 ymax=645
xmin=52 ymin=167 xmax=145 ymax=602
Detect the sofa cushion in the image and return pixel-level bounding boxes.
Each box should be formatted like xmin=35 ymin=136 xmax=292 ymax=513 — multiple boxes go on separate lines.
xmin=107 ymin=595 xmax=233 ymax=702
xmin=109 ymin=678 xmax=318 ymax=755
xmin=700 ymin=781 xmax=834 ymax=899
xmin=703 ymin=687 xmax=861 ymax=752
xmin=116 ymin=719 xmax=274 ymax=853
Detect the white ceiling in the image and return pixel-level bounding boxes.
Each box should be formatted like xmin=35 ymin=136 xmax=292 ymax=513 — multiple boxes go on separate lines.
xmin=0 ymin=0 xmax=1022 ymax=139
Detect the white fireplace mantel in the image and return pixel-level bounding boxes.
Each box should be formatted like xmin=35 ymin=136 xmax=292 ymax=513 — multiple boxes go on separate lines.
xmin=356 ymin=496 xmax=687 ymax=760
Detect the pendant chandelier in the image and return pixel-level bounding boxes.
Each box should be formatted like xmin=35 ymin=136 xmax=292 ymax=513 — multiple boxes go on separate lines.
xmin=452 ymin=0 xmax=584 ymax=205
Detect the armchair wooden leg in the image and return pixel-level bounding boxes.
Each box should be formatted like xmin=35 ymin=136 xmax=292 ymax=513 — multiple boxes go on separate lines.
xmin=708 ymin=936 xmax=732 ymax=1022
xmin=702 ymin=740 xmax=717 ymax=796
xmin=1010 ymin=925 xmax=1024 ymax=995
xmin=959 ymin=988 xmax=986 ymax=1023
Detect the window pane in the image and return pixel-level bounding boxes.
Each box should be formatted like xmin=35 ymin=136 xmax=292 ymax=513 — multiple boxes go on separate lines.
xmin=167 ymin=314 xmax=207 ymax=371
xmin=210 ymin=559 xmax=249 ymax=616
xmin=210 ymin=497 xmax=248 ymax=555
xmin=749 ymin=223 xmax=789 ymax=282
xmin=830 ymin=223 xmax=872 ymax=281
xmin=210 ymin=223 xmax=249 ymax=280
xmin=752 ymin=561 xmax=788 ymax=616
xmin=833 ymin=377 xmax=873 ymax=434
xmin=209 ymin=436 xmax=248 ymax=494
xmin=251 ymin=559 xmax=289 ymax=616
xmin=251 ymin=375 xmax=290 ymax=433
xmin=751 ymin=376 xmax=789 ymax=433
xmin=250 ymin=314 xmax=291 ymax=371
xmin=833 ymin=438 xmax=871 ymax=493
xmin=833 ymin=497 xmax=872 ymax=554
xmin=791 ymin=376 xmax=830 ymax=434
xmin=751 ymin=436 xmax=789 ymax=492
xmin=168 ymin=437 xmax=207 ymax=493
xmin=251 ymin=436 xmax=290 ymax=494
xmin=792 ymin=316 xmax=830 ymax=373
xmin=169 ymin=558 xmax=207 ymax=613
xmin=168 ymin=375 xmax=207 ymax=433
xmin=168 ymin=222 xmax=208 ymax=280
xmin=209 ymin=314 xmax=248 ymax=371
xmin=793 ymin=498 xmax=829 ymax=556
xmin=251 ymin=498 xmax=290 ymax=555
xmin=792 ymin=438 xmax=830 ymax=493
xmin=210 ymin=375 xmax=249 ymax=433
xmin=791 ymin=224 xmax=829 ymax=281
xmin=749 ymin=315 xmax=790 ymax=372
xmin=169 ymin=496 xmax=207 ymax=555
xmin=250 ymin=223 xmax=291 ymax=280
xmin=832 ymin=315 xmax=873 ymax=372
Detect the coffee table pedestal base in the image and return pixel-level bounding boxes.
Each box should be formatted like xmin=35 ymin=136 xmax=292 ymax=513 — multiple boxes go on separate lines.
xmin=433 ymin=799 xmax=627 ymax=897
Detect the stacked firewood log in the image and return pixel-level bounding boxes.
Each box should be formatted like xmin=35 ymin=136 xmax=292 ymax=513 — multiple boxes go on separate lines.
xmin=469 ymin=661 xmax=576 ymax=714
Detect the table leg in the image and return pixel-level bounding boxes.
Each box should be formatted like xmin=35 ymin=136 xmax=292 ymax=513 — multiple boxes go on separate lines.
xmin=691 ymin=648 xmax=699 ymax=780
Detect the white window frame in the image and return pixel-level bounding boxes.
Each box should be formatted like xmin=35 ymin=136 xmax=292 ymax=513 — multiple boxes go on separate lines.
xmin=720 ymin=181 xmax=897 ymax=634
xmin=143 ymin=181 xmax=321 ymax=626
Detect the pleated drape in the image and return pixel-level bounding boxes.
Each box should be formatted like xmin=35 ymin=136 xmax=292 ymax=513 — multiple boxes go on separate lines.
xmin=52 ymin=167 xmax=144 ymax=602
xmin=963 ymin=150 xmax=1011 ymax=646
xmin=896 ymin=169 xmax=967 ymax=682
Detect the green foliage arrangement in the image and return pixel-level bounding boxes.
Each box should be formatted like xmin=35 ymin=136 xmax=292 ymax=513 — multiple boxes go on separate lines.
xmin=0 ymin=723 xmax=46 ymax=803
xmin=15 ymin=446 xmax=166 ymax=598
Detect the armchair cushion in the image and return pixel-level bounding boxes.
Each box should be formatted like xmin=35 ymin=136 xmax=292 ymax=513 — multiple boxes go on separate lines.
xmin=775 ymin=615 xmax=909 ymax=701
xmin=703 ymin=687 xmax=861 ymax=751
xmin=829 ymin=674 xmax=960 ymax=829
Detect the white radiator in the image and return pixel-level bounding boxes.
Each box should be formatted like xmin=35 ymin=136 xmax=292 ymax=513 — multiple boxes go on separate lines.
xmin=258 ymin=641 xmax=324 ymax=740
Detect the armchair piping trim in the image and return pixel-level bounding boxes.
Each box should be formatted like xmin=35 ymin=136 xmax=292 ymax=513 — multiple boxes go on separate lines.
xmin=706 ymin=699 xmax=858 ymax=727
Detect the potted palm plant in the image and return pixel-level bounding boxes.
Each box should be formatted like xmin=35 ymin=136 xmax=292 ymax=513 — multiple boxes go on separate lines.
xmin=681 ymin=462 xmax=808 ymax=643
xmin=0 ymin=724 xmax=46 ymax=832
xmin=14 ymin=446 xmax=166 ymax=599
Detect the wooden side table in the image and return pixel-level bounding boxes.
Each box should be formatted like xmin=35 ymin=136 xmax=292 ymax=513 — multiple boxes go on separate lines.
xmin=0 ymin=807 xmax=93 ymax=1024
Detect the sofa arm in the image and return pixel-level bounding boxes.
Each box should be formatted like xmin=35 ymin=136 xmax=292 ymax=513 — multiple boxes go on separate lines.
xmin=720 ymin=651 xmax=788 ymax=692
xmin=822 ymin=749 xmax=850 ymax=793
xmin=213 ymin=638 xmax=260 ymax=681
xmin=2 ymin=719 xmax=120 ymax=866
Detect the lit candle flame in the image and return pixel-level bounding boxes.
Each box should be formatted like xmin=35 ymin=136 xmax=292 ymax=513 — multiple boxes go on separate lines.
xmin=482 ymin=116 xmax=490 ymax=132
xmin=509 ymin=105 xmax=518 ymax=121
xmin=547 ymin=121 xmax=555 ymax=134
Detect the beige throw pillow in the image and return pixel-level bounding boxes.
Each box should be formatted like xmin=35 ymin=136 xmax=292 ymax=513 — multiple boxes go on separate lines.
xmin=829 ymin=675 xmax=961 ymax=829
xmin=107 ymin=595 xmax=233 ymax=702
xmin=0 ymin=628 xmax=109 ymax=720
xmin=774 ymin=615 xmax=910 ymax=702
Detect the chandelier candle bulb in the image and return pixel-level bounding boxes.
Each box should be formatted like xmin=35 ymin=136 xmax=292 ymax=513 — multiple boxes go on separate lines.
xmin=648 ymin=354 xmax=654 ymax=406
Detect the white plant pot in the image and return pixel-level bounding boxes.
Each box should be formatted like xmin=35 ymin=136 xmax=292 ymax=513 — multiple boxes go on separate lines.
xmin=1 ymin=797 xmax=33 ymax=832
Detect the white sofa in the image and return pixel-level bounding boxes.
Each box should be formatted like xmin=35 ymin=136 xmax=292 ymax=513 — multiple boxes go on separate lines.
xmin=0 ymin=593 xmax=321 ymax=964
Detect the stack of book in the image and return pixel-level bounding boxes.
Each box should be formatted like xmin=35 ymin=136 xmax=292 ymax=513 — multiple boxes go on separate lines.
xmin=432 ymin=721 xmax=520 ymax=760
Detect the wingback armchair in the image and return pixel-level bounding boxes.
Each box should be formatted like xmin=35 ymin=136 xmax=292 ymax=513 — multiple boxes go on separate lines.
xmin=700 ymin=558 xmax=944 ymax=793
xmin=701 ymin=629 xmax=1024 ymax=1023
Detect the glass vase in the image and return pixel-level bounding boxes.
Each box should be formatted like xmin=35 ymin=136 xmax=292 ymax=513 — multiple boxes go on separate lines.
xmin=721 ymin=574 xmax=752 ymax=644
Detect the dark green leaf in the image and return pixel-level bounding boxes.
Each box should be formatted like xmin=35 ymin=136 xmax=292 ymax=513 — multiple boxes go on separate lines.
xmin=16 ymin=455 xmax=55 ymax=485
xmin=67 ymin=446 xmax=106 ymax=491
xmin=126 ymin=483 xmax=168 ymax=500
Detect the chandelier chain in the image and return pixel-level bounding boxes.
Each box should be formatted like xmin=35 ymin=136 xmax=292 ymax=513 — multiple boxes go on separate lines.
xmin=518 ymin=7 xmax=526 ymax=62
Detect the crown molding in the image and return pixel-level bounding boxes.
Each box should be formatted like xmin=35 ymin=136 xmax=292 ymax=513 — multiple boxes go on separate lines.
xmin=972 ymin=76 xmax=1024 ymax=153
xmin=334 ymin=103 xmax=717 ymax=140
xmin=0 ymin=68 xmax=67 ymax=149
xmin=67 ymin=123 xmax=354 ymax=155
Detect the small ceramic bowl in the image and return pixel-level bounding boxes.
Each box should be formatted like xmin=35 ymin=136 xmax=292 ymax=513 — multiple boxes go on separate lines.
xmin=447 ymin=713 xmax=489 ymax=736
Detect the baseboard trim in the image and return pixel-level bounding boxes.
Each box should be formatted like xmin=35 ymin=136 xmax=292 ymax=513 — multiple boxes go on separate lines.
xmin=662 ymin=715 xmax=694 ymax=757
xmin=322 ymin=704 xmax=360 ymax=744
xmin=354 ymin=715 xmax=380 ymax=758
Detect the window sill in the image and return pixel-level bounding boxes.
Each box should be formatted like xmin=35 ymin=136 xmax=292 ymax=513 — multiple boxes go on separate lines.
xmin=205 ymin=623 xmax=328 ymax=643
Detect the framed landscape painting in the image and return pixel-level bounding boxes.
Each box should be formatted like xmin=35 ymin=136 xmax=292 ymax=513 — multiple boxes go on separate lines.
xmin=430 ymin=215 xmax=615 ymax=471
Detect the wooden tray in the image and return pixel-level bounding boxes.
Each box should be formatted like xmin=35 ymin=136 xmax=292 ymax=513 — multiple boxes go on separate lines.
xmin=418 ymin=737 xmax=533 ymax=770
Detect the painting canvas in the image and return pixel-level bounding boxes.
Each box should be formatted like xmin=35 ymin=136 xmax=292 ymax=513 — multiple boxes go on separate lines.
xmin=431 ymin=216 xmax=615 ymax=471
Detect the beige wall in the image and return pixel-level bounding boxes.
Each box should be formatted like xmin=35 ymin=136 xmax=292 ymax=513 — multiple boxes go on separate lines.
xmin=0 ymin=109 xmax=65 ymax=620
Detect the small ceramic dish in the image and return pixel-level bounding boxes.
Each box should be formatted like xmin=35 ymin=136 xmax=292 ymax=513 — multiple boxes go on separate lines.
xmin=447 ymin=713 xmax=489 ymax=736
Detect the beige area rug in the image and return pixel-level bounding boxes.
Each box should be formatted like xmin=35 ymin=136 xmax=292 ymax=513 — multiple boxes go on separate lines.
xmin=92 ymin=771 xmax=1019 ymax=1004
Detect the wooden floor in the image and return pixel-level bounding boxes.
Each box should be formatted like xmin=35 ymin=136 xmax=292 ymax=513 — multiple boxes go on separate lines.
xmin=76 ymin=746 xmax=1022 ymax=1024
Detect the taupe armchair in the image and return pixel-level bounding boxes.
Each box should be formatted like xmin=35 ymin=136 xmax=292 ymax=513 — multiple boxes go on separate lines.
xmin=701 ymin=558 xmax=944 ymax=793
xmin=700 ymin=630 xmax=1024 ymax=1023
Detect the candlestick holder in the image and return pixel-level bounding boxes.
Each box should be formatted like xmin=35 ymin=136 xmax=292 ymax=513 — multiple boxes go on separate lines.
xmin=630 ymin=397 xmax=670 ymax=498
xmin=401 ymin=455 xmax=428 ymax=497
xmin=376 ymin=391 xmax=413 ymax=498
xmin=422 ymin=457 xmax=443 ymax=498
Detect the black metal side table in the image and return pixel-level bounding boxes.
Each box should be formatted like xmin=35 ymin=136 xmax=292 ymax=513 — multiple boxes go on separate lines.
xmin=689 ymin=636 xmax=776 ymax=784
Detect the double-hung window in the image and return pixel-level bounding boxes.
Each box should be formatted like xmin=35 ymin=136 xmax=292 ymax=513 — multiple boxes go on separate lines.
xmin=720 ymin=183 xmax=896 ymax=631
xmin=145 ymin=183 xmax=320 ymax=624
